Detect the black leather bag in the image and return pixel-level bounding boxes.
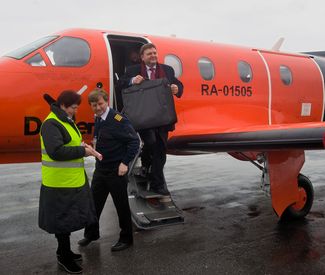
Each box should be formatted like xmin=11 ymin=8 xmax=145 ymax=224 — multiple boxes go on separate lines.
xmin=121 ymin=78 xmax=177 ymax=130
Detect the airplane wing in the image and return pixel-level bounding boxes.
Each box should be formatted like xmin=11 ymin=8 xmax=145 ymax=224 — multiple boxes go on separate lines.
xmin=168 ymin=122 xmax=325 ymax=153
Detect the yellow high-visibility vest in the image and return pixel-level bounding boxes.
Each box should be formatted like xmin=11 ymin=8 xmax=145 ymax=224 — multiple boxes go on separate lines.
xmin=40 ymin=112 xmax=85 ymax=188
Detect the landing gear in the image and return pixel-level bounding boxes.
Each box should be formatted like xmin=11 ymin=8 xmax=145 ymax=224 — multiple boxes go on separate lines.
xmin=231 ymin=151 xmax=313 ymax=219
xmin=281 ymin=174 xmax=314 ymax=220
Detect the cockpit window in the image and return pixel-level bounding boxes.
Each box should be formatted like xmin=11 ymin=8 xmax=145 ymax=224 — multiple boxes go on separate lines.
xmin=45 ymin=37 xmax=90 ymax=67
xmin=4 ymin=36 xmax=58 ymax=59
xmin=164 ymin=54 xmax=183 ymax=77
xmin=25 ymin=53 xmax=46 ymax=67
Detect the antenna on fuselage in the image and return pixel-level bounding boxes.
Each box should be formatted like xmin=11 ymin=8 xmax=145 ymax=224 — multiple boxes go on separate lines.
xmin=272 ymin=37 xmax=285 ymax=51
xmin=43 ymin=93 xmax=56 ymax=105
xmin=77 ymin=85 xmax=88 ymax=95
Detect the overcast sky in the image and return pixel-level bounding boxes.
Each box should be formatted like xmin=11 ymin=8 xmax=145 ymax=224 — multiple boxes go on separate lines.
xmin=0 ymin=0 xmax=324 ymax=55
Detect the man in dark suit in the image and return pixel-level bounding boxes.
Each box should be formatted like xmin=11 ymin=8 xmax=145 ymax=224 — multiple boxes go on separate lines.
xmin=119 ymin=43 xmax=183 ymax=195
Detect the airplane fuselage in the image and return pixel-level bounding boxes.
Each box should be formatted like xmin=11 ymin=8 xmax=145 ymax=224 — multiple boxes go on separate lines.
xmin=1 ymin=28 xmax=325 ymax=219
xmin=0 ymin=28 xmax=325 ymax=162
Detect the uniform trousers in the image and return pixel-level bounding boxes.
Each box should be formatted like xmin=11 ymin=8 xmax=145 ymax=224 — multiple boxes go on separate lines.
xmin=84 ymin=167 xmax=133 ymax=243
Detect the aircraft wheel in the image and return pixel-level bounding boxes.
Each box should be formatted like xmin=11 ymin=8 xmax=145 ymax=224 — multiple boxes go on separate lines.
xmin=281 ymin=174 xmax=314 ymax=220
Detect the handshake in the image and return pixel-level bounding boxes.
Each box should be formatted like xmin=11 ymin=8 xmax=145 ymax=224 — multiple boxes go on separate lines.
xmin=82 ymin=142 xmax=103 ymax=161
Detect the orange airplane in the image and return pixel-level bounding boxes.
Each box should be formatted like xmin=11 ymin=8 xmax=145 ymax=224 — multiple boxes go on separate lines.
xmin=1 ymin=28 xmax=325 ymax=222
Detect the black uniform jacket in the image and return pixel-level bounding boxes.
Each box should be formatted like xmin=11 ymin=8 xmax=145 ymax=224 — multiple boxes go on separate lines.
xmin=95 ymin=108 xmax=140 ymax=169
xmin=118 ymin=63 xmax=184 ymax=132
xmin=38 ymin=104 xmax=97 ymax=234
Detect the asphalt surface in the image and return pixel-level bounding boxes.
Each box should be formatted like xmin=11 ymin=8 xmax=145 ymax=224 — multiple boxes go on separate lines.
xmin=2 ymin=152 xmax=325 ymax=274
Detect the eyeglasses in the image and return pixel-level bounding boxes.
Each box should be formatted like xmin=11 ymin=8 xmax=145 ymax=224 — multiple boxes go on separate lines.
xmin=70 ymin=104 xmax=79 ymax=110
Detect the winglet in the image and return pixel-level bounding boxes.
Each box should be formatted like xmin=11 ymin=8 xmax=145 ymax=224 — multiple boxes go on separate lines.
xmin=272 ymin=37 xmax=285 ymax=51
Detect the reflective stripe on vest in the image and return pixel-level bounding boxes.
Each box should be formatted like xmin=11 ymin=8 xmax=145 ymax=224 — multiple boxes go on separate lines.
xmin=42 ymin=160 xmax=84 ymax=168
xmin=40 ymin=112 xmax=85 ymax=188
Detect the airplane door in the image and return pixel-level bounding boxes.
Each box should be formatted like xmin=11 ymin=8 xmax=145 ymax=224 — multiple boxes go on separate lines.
xmin=106 ymin=34 xmax=148 ymax=111
xmin=105 ymin=35 xmax=185 ymax=228
xmin=259 ymin=51 xmax=323 ymax=124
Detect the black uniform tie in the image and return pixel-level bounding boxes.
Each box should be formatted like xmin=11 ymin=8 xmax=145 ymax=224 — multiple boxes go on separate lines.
xmin=94 ymin=116 xmax=101 ymax=139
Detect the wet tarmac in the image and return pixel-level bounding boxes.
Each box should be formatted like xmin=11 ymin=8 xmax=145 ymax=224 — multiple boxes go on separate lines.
xmin=2 ymin=151 xmax=325 ymax=274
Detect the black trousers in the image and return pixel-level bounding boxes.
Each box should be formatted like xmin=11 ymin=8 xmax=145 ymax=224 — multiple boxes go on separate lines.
xmin=84 ymin=168 xmax=133 ymax=243
xmin=139 ymin=129 xmax=168 ymax=191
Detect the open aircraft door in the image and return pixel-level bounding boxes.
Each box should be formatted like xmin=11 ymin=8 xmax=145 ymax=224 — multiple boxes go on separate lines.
xmin=105 ymin=34 xmax=184 ymax=229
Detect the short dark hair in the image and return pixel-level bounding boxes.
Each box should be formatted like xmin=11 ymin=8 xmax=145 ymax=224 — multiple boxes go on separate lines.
xmin=140 ymin=43 xmax=157 ymax=55
xmin=57 ymin=90 xmax=81 ymax=107
xmin=88 ymin=88 xmax=108 ymax=104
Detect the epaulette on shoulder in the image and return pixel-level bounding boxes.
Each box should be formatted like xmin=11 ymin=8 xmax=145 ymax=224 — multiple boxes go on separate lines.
xmin=114 ymin=113 xmax=123 ymax=122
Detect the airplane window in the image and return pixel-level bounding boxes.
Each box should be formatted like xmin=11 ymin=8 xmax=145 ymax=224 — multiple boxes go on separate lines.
xmin=198 ymin=57 xmax=214 ymax=80
xmin=4 ymin=36 xmax=58 ymax=60
xmin=45 ymin=37 xmax=90 ymax=67
xmin=280 ymin=65 xmax=292 ymax=85
xmin=238 ymin=61 xmax=252 ymax=83
xmin=164 ymin=54 xmax=182 ymax=78
xmin=25 ymin=53 xmax=46 ymax=67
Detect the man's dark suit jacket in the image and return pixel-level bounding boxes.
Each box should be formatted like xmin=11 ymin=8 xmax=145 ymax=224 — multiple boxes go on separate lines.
xmin=118 ymin=63 xmax=184 ymax=132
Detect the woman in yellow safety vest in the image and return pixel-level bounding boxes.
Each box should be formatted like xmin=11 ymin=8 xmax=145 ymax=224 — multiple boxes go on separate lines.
xmin=39 ymin=90 xmax=98 ymax=274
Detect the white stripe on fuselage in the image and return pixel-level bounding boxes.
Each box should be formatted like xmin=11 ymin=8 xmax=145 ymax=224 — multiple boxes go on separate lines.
xmin=310 ymin=58 xmax=325 ymax=121
xmin=257 ymin=50 xmax=272 ymax=125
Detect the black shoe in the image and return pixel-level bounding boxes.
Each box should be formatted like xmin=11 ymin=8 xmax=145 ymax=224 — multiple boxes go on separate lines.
xmin=111 ymin=241 xmax=133 ymax=252
xmin=78 ymin=237 xmax=98 ymax=247
xmin=57 ymin=251 xmax=82 ymax=261
xmin=57 ymin=255 xmax=83 ymax=274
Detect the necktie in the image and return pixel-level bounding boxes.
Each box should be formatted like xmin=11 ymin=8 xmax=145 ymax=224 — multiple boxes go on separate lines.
xmin=150 ymin=67 xmax=156 ymax=80
xmin=94 ymin=117 xmax=101 ymax=139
